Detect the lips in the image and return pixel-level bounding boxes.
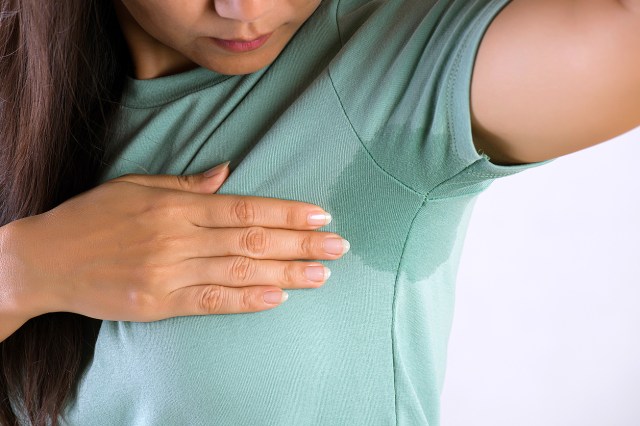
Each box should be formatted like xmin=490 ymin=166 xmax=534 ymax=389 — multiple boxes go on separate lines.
xmin=211 ymin=32 xmax=273 ymax=53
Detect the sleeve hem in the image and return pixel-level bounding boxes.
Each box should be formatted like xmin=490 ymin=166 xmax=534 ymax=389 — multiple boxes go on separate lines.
xmin=447 ymin=0 xmax=551 ymax=180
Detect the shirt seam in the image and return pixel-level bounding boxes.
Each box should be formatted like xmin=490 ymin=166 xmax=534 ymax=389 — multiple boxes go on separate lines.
xmin=443 ymin=0 xmax=521 ymax=184
xmin=328 ymin=11 xmax=411 ymax=422
xmin=326 ymin=69 xmax=425 ymax=426
xmin=335 ymin=0 xmax=345 ymax=46
xmin=326 ymin=7 xmax=495 ymax=202
xmin=326 ymin=70 xmax=425 ymax=198
xmin=427 ymin=1 xmax=507 ymax=201
xmin=391 ymin=196 xmax=427 ymax=426
xmin=445 ymin=2 xmax=481 ymax=165
xmin=326 ymin=65 xmax=492 ymax=203
xmin=425 ymin=159 xmax=485 ymax=201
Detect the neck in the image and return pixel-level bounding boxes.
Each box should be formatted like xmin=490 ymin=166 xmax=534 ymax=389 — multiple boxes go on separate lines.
xmin=112 ymin=0 xmax=197 ymax=79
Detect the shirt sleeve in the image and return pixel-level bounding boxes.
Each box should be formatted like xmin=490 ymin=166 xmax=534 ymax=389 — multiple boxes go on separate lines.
xmin=328 ymin=0 xmax=548 ymax=199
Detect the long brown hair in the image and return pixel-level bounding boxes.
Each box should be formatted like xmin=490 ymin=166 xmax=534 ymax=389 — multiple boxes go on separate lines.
xmin=0 ymin=0 xmax=127 ymax=424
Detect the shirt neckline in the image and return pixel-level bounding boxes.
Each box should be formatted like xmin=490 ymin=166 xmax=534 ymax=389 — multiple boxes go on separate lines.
xmin=120 ymin=66 xmax=233 ymax=109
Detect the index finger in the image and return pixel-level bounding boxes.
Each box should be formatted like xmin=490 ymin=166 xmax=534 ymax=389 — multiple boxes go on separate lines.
xmin=179 ymin=193 xmax=333 ymax=230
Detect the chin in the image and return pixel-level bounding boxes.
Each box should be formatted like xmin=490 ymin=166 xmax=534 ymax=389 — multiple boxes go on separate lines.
xmin=197 ymin=48 xmax=282 ymax=76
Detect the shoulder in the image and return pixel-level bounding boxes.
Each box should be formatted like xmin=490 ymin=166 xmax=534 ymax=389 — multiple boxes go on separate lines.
xmin=471 ymin=0 xmax=640 ymax=164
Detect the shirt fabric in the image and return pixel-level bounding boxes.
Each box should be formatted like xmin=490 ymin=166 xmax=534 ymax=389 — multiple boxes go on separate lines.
xmin=62 ymin=0 xmax=543 ymax=424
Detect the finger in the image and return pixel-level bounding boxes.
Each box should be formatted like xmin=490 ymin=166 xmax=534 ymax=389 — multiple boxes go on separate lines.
xmin=180 ymin=193 xmax=332 ymax=230
xmin=167 ymin=284 xmax=290 ymax=316
xmin=202 ymin=162 xmax=231 ymax=193
xmin=110 ymin=161 xmax=230 ymax=194
xmin=185 ymin=227 xmax=350 ymax=260
xmin=170 ymin=257 xmax=331 ymax=290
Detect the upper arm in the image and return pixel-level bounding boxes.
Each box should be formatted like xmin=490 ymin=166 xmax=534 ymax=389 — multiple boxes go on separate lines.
xmin=471 ymin=0 xmax=640 ymax=164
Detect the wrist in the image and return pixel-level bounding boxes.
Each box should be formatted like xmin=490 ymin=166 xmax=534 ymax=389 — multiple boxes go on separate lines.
xmin=0 ymin=218 xmax=48 ymax=322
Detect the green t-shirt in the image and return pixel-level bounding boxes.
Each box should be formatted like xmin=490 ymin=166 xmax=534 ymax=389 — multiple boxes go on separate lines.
xmin=63 ymin=0 xmax=542 ymax=424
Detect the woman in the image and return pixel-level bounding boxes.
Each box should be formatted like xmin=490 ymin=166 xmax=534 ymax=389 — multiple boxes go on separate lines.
xmin=1 ymin=0 xmax=637 ymax=425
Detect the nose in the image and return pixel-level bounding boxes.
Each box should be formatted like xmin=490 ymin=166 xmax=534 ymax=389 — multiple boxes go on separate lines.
xmin=214 ymin=0 xmax=274 ymax=22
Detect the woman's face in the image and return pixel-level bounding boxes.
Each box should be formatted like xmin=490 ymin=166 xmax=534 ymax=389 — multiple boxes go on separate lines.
xmin=114 ymin=0 xmax=322 ymax=79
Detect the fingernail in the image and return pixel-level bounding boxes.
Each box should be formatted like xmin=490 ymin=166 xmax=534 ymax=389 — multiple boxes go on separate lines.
xmin=323 ymin=238 xmax=350 ymax=256
xmin=307 ymin=212 xmax=332 ymax=226
xmin=203 ymin=161 xmax=230 ymax=178
xmin=304 ymin=265 xmax=331 ymax=282
xmin=264 ymin=290 xmax=288 ymax=305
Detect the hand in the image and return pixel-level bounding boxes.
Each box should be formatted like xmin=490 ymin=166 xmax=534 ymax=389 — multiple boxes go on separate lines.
xmin=5 ymin=162 xmax=348 ymax=323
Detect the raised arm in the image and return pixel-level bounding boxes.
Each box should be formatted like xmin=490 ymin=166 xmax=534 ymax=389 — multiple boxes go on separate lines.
xmin=471 ymin=0 xmax=640 ymax=164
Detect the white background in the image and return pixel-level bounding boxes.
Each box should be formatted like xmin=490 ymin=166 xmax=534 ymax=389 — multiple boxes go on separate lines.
xmin=441 ymin=127 xmax=640 ymax=426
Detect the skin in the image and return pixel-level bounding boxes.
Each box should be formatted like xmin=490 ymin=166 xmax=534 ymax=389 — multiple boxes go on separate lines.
xmin=117 ymin=0 xmax=640 ymax=163
xmin=1 ymin=165 xmax=348 ymax=342
xmin=2 ymin=0 xmax=639 ymax=341
xmin=0 ymin=1 xmax=339 ymax=342
xmin=471 ymin=0 xmax=640 ymax=164
xmin=113 ymin=0 xmax=322 ymax=78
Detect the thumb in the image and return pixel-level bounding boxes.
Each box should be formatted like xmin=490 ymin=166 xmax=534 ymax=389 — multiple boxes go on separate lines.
xmin=110 ymin=161 xmax=231 ymax=194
